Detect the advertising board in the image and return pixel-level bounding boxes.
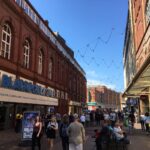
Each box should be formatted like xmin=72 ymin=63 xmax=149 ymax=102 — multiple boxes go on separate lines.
xmin=22 ymin=111 xmax=40 ymax=141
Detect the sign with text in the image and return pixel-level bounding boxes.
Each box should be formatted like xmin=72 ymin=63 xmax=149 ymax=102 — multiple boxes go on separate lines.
xmin=1 ymin=74 xmax=54 ymax=97
xmin=87 ymin=102 xmax=97 ymax=106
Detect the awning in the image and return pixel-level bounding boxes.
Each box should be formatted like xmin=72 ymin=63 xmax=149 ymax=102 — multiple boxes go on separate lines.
xmin=0 ymin=88 xmax=58 ymax=106
xmin=123 ymin=23 xmax=150 ymax=97
xmin=123 ymin=57 xmax=150 ymax=97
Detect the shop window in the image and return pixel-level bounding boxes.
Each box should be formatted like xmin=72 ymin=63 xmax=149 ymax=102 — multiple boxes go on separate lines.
xmin=0 ymin=23 xmax=12 ymax=59
xmin=0 ymin=107 xmax=6 ymax=123
xmin=23 ymin=39 xmax=30 ymax=69
xmin=15 ymin=0 xmax=22 ymax=6
xmin=38 ymin=49 xmax=43 ymax=74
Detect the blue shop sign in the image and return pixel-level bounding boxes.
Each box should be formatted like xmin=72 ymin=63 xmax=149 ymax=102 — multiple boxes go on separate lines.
xmin=1 ymin=74 xmax=53 ymax=97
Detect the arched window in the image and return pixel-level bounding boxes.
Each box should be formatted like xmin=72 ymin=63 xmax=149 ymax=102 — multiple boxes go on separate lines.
xmin=38 ymin=49 xmax=43 ymax=74
xmin=23 ymin=39 xmax=30 ymax=69
xmin=0 ymin=23 xmax=12 ymax=59
xmin=48 ymin=58 xmax=53 ymax=80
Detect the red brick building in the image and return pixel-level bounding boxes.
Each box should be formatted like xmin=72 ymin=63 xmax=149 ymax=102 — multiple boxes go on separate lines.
xmin=87 ymin=86 xmax=121 ymax=111
xmin=0 ymin=0 xmax=86 ymax=129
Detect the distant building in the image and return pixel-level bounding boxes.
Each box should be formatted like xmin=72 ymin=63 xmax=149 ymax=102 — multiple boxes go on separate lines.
xmin=87 ymin=86 xmax=121 ymax=111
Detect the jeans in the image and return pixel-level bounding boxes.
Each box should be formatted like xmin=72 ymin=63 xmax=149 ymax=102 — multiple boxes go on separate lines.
xmin=61 ymin=137 xmax=69 ymax=150
xmin=145 ymin=123 xmax=149 ymax=133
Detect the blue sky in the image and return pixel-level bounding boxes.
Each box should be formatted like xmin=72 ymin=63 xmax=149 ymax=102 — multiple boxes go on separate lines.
xmin=30 ymin=0 xmax=128 ymax=92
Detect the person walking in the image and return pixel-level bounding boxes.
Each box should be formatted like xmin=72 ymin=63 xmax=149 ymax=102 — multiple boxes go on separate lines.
xmin=95 ymin=109 xmax=100 ymax=126
xmin=68 ymin=113 xmax=85 ymax=150
xmin=32 ymin=115 xmax=42 ymax=150
xmin=69 ymin=112 xmax=74 ymax=124
xmin=109 ymin=110 xmax=117 ymax=128
xmin=85 ymin=113 xmax=90 ymax=127
xmin=145 ymin=112 xmax=150 ymax=134
xmin=128 ymin=112 xmax=135 ymax=129
xmin=80 ymin=114 xmax=86 ymax=126
xmin=90 ymin=111 xmax=94 ymax=126
xmin=46 ymin=116 xmax=58 ymax=150
xmin=59 ymin=114 xmax=69 ymax=150
xmin=140 ymin=114 xmax=145 ymax=131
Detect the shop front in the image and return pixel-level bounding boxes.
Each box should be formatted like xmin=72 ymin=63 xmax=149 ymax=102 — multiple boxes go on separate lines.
xmin=69 ymin=101 xmax=82 ymax=114
xmin=123 ymin=56 xmax=150 ymax=115
xmin=0 ymin=87 xmax=58 ymax=130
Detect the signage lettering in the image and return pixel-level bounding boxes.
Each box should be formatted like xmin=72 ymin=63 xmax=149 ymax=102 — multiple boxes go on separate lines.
xmin=1 ymin=74 xmax=53 ymax=98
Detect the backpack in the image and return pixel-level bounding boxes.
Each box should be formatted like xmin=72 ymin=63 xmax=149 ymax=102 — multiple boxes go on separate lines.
xmin=60 ymin=123 xmax=68 ymax=137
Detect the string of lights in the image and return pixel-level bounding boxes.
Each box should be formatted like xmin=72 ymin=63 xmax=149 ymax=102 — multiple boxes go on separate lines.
xmin=75 ymin=28 xmax=124 ymax=91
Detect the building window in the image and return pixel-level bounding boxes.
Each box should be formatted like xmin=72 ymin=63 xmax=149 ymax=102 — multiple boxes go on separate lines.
xmin=23 ymin=40 xmax=30 ymax=69
xmin=15 ymin=0 xmax=22 ymax=6
xmin=38 ymin=50 xmax=43 ymax=74
xmin=146 ymin=0 xmax=150 ymax=24
xmin=0 ymin=23 xmax=12 ymax=59
xmin=48 ymin=58 xmax=53 ymax=80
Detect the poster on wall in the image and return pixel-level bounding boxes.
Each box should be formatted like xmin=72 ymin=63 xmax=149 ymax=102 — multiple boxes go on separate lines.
xmin=22 ymin=111 xmax=40 ymax=141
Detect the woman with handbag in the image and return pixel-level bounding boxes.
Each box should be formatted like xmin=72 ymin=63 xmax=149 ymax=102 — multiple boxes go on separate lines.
xmin=46 ymin=116 xmax=58 ymax=150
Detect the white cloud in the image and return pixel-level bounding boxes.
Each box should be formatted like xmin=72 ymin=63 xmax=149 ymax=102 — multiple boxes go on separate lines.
xmin=86 ymin=70 xmax=98 ymax=78
xmin=87 ymin=79 xmax=116 ymax=90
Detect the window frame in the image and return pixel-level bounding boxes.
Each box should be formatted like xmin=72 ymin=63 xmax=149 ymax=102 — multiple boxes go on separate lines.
xmin=48 ymin=58 xmax=53 ymax=80
xmin=23 ymin=39 xmax=30 ymax=69
xmin=38 ymin=49 xmax=43 ymax=75
xmin=0 ymin=23 xmax=12 ymax=59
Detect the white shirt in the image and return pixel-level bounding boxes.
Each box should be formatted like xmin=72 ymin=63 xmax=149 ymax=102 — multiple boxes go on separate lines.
xmin=80 ymin=115 xmax=85 ymax=122
xmin=110 ymin=113 xmax=116 ymax=121
xmin=47 ymin=122 xmax=58 ymax=130
xmin=145 ymin=116 xmax=150 ymax=124
xmin=113 ymin=127 xmax=124 ymax=140
xmin=104 ymin=113 xmax=110 ymax=120
xmin=140 ymin=115 xmax=145 ymax=121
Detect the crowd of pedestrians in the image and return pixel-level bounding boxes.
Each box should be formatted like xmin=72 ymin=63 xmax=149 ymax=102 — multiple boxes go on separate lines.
xmin=14 ymin=107 xmax=150 ymax=150
xmin=31 ymin=112 xmax=86 ymax=150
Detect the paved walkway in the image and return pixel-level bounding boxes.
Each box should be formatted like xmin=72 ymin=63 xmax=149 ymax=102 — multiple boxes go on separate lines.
xmin=127 ymin=124 xmax=150 ymax=150
xmin=0 ymin=124 xmax=149 ymax=150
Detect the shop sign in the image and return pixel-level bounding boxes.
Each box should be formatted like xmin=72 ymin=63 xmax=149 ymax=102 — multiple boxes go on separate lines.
xmin=22 ymin=111 xmax=40 ymax=140
xmin=0 ymin=87 xmax=58 ymax=106
xmin=1 ymin=74 xmax=53 ymax=98
xmin=69 ymin=101 xmax=81 ymax=106
xmin=87 ymin=102 xmax=97 ymax=106
xmin=126 ymin=98 xmax=138 ymax=106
